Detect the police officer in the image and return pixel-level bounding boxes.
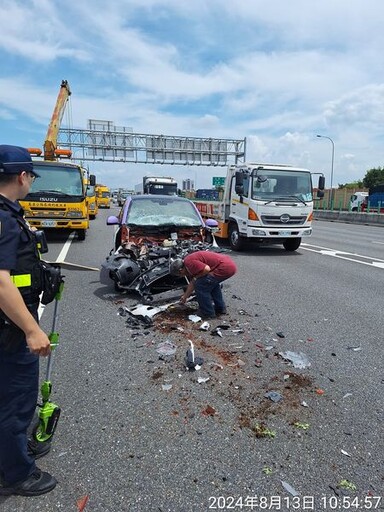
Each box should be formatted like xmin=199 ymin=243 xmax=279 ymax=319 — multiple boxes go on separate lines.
xmin=0 ymin=145 xmax=57 ymax=496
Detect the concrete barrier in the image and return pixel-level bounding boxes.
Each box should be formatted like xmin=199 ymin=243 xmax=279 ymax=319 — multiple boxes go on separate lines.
xmin=314 ymin=210 xmax=384 ymax=226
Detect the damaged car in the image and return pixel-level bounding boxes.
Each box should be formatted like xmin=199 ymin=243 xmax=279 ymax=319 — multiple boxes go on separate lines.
xmin=100 ymin=194 xmax=219 ymax=300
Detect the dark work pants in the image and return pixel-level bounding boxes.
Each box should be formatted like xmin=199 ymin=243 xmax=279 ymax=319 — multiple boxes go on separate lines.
xmin=194 ymin=274 xmax=226 ymax=317
xmin=0 ymin=322 xmax=39 ymax=485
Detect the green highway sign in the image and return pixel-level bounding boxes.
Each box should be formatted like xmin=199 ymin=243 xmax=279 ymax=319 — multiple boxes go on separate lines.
xmin=212 ymin=177 xmax=225 ymax=186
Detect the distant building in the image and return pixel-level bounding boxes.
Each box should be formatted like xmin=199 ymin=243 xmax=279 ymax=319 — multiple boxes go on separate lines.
xmin=182 ymin=178 xmax=194 ymax=191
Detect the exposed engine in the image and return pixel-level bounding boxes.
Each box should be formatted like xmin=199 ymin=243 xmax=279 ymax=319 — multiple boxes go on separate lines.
xmin=100 ymin=236 xmax=217 ymax=301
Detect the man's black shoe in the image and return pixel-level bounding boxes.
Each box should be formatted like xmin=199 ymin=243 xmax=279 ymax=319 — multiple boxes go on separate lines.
xmin=0 ymin=468 xmax=57 ymax=496
xmin=193 ymin=309 xmax=216 ymax=320
xmin=27 ymin=439 xmax=51 ymax=460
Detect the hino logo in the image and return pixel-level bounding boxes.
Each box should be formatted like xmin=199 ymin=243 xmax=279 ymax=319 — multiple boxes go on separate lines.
xmin=280 ymin=214 xmax=290 ymax=223
xmin=40 ymin=197 xmax=58 ymax=202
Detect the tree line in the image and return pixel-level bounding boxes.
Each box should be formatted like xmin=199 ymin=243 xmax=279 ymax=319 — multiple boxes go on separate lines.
xmin=339 ymin=166 xmax=384 ymax=190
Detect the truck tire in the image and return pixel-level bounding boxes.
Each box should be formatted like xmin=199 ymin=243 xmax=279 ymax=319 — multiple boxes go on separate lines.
xmin=229 ymin=222 xmax=244 ymax=251
xmin=283 ymin=238 xmax=301 ymax=251
xmin=77 ymin=229 xmax=86 ymax=241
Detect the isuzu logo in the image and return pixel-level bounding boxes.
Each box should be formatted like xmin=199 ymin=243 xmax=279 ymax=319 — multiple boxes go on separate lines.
xmin=40 ymin=197 xmax=58 ymax=202
xmin=280 ymin=214 xmax=290 ymax=223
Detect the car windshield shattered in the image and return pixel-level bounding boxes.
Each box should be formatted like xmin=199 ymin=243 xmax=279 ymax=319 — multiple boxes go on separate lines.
xmin=126 ymin=197 xmax=202 ymax=227
xmin=100 ymin=195 xmax=221 ymax=301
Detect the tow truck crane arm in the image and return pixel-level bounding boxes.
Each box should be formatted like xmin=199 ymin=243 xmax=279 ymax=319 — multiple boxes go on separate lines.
xmin=43 ymin=80 xmax=71 ymax=161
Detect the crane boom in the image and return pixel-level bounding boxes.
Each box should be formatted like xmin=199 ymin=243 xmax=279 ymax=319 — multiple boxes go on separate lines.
xmin=43 ymin=80 xmax=71 ymax=161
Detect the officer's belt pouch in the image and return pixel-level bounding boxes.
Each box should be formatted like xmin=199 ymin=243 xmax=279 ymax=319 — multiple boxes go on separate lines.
xmin=0 ymin=313 xmax=24 ymax=353
xmin=40 ymin=262 xmax=62 ymax=305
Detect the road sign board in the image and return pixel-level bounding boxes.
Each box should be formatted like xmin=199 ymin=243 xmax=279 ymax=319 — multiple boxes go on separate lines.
xmin=212 ymin=177 xmax=225 ymax=186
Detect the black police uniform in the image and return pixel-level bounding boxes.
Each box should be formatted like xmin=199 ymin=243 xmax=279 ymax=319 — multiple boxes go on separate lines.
xmin=0 ymin=194 xmax=44 ymax=485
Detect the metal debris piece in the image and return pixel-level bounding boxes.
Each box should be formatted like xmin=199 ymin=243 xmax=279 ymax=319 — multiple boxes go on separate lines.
xmin=276 ymin=331 xmax=285 ymax=338
xmin=211 ymin=327 xmax=223 ymax=337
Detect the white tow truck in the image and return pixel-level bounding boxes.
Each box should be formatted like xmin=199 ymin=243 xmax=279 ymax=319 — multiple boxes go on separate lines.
xmin=194 ymin=163 xmax=325 ymax=251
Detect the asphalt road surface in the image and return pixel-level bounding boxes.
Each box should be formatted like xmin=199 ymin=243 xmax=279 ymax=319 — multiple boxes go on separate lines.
xmin=2 ymin=209 xmax=383 ymax=512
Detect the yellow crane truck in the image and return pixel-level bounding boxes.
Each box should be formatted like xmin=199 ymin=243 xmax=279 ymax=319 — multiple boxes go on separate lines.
xmin=19 ymin=80 xmax=95 ymax=240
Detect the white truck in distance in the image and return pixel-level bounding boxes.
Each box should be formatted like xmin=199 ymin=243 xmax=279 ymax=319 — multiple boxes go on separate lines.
xmin=349 ymin=191 xmax=368 ymax=211
xmin=142 ymin=176 xmax=178 ymax=195
xmin=194 ymin=163 xmax=325 ymax=251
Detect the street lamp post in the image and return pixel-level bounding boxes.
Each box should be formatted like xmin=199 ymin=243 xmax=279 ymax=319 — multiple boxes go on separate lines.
xmin=316 ymin=134 xmax=335 ymax=209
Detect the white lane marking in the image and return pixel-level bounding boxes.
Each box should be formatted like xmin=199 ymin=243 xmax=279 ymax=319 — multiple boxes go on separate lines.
xmin=38 ymin=232 xmax=76 ymax=318
xmin=301 ymin=243 xmax=384 ymax=269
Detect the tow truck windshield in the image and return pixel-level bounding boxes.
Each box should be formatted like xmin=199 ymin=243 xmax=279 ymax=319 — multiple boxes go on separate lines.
xmin=25 ymin=164 xmax=83 ymax=197
xmin=251 ymin=169 xmax=312 ymax=202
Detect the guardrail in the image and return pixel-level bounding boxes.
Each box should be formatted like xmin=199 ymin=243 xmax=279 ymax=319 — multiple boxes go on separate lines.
xmin=313 ymin=209 xmax=384 ymax=226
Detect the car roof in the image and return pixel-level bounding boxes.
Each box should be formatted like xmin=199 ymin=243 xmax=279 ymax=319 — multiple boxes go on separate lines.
xmin=129 ymin=194 xmax=189 ymax=201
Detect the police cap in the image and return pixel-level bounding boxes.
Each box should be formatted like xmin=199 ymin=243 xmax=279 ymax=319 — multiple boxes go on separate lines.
xmin=0 ymin=145 xmax=40 ymax=177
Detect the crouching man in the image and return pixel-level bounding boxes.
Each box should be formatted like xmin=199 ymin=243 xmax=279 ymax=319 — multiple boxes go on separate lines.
xmin=170 ymin=250 xmax=237 ymax=319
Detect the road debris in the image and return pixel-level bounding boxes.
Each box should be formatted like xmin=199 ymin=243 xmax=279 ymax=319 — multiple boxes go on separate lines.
xmin=279 ymin=351 xmax=311 ymax=369
xmin=188 ymin=314 xmax=202 ymax=323
xmin=338 ymin=479 xmax=357 ymax=491
xmin=281 ymin=481 xmax=300 ymax=496
xmin=185 ymin=340 xmax=203 ymax=370
xmin=264 ymin=391 xmax=283 ymax=403
xmin=156 ymin=341 xmax=177 ymax=359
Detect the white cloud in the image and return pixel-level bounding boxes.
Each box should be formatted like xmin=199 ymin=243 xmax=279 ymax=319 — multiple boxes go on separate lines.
xmin=1 ymin=0 xmax=384 ymax=188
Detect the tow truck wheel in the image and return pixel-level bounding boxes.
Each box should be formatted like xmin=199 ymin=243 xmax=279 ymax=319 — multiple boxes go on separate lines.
xmin=229 ymin=223 xmax=244 ymax=251
xmin=283 ymin=238 xmax=301 ymax=251
xmin=77 ymin=229 xmax=86 ymax=241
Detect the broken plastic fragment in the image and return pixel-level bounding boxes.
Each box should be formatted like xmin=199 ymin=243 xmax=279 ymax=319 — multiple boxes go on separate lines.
xmin=281 ymin=481 xmax=299 ymax=496
xmin=156 ymin=341 xmax=177 ymax=357
xmin=341 ymin=449 xmax=351 ymax=457
xmin=199 ymin=321 xmax=210 ymax=331
xmin=197 ymin=376 xmax=210 ymax=384
xmin=276 ymin=331 xmax=285 ymax=338
xmin=161 ymin=383 xmax=173 ymax=391
xmin=188 ymin=314 xmax=201 ymax=323
xmin=264 ymin=391 xmax=283 ymax=403
xmin=211 ymin=327 xmax=223 ymax=337
xmin=279 ymin=351 xmax=311 ymax=369
xmin=77 ymin=495 xmax=89 ymax=512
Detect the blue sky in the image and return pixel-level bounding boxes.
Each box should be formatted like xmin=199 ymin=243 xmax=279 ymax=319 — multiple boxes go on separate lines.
xmin=1 ymin=0 xmax=384 ymax=191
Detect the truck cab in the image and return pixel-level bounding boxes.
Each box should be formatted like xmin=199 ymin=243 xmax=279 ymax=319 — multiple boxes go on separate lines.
xmin=96 ymin=185 xmax=111 ymax=208
xmin=194 ymin=163 xmax=325 ymax=252
xmin=349 ymin=192 xmax=368 ymax=211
